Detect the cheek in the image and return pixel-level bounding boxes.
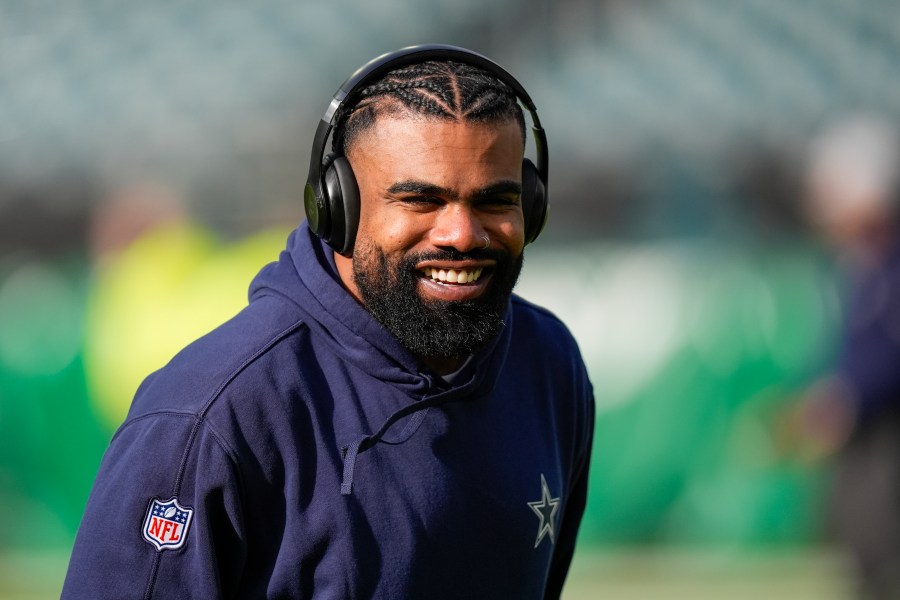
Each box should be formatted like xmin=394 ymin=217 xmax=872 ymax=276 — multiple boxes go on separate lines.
xmin=354 ymin=177 xmax=417 ymax=251
xmin=491 ymin=213 xmax=526 ymax=253
xmin=359 ymin=208 xmax=429 ymax=252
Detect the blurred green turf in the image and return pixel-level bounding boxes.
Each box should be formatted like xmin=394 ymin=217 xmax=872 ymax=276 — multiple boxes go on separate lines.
xmin=562 ymin=545 xmax=853 ymax=600
xmin=0 ymin=550 xmax=69 ymax=600
xmin=0 ymin=545 xmax=854 ymax=599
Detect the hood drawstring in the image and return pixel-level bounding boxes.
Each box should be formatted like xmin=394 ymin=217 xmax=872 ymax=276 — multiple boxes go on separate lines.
xmin=340 ymin=436 xmax=368 ymax=496
xmin=340 ymin=394 xmax=455 ymax=496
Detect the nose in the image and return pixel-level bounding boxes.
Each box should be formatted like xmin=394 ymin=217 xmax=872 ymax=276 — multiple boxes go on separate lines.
xmin=428 ymin=204 xmax=488 ymax=253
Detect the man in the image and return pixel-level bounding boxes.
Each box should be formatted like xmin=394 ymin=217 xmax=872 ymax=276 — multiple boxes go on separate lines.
xmin=63 ymin=45 xmax=594 ymax=599
xmin=799 ymin=115 xmax=900 ymax=600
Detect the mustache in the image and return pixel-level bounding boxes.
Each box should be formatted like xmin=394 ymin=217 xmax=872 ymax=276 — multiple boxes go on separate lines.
xmin=406 ymin=247 xmax=509 ymax=264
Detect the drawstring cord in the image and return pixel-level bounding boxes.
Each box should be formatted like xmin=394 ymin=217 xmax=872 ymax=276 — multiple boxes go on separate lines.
xmin=338 ymin=358 xmax=500 ymax=496
xmin=340 ymin=437 xmax=367 ymax=495
xmin=340 ymin=396 xmax=448 ymax=496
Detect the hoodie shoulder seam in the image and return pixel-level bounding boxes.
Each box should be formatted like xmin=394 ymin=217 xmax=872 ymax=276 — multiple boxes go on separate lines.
xmin=170 ymin=315 xmax=303 ymax=500
xmin=196 ymin=317 xmax=306 ymax=420
xmin=112 ymin=317 xmax=307 ymax=443
xmin=109 ymin=410 xmax=198 ymax=444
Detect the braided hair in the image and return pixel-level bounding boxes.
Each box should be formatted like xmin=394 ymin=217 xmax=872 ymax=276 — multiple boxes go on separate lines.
xmin=332 ymin=60 xmax=526 ymax=156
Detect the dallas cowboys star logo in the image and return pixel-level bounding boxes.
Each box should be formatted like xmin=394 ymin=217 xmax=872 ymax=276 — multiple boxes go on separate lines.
xmin=527 ymin=473 xmax=561 ymax=548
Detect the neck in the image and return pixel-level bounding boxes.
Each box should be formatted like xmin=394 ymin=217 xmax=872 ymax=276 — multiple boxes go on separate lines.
xmin=334 ymin=251 xmax=363 ymax=303
xmin=420 ymin=354 xmax=466 ymax=377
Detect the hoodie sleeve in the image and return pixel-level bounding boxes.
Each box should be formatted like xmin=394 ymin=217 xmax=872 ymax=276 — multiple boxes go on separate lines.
xmin=62 ymin=413 xmax=246 ymax=599
xmin=837 ymin=261 xmax=900 ymax=420
xmin=543 ymin=356 xmax=595 ymax=600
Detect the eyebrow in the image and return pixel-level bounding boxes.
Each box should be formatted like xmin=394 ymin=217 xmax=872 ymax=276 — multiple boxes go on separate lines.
xmin=473 ymin=181 xmax=522 ymax=199
xmin=387 ymin=180 xmax=449 ymax=197
xmin=386 ymin=179 xmax=522 ymax=200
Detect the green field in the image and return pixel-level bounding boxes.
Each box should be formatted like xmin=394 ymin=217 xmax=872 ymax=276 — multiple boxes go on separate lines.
xmin=563 ymin=546 xmax=853 ymax=600
xmin=1 ymin=545 xmax=854 ymax=599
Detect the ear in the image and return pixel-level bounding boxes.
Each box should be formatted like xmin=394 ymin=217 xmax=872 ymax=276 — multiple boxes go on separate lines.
xmin=521 ymin=158 xmax=548 ymax=244
xmin=323 ymin=155 xmax=361 ymax=256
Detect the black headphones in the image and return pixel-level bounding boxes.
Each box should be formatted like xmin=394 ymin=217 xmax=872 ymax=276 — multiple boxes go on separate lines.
xmin=303 ymin=43 xmax=549 ymax=256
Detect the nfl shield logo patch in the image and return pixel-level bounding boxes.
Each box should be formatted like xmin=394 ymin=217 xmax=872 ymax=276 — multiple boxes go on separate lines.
xmin=142 ymin=497 xmax=193 ymax=551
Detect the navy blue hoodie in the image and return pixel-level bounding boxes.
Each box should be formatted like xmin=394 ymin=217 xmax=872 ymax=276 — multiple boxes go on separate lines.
xmin=63 ymin=224 xmax=594 ymax=599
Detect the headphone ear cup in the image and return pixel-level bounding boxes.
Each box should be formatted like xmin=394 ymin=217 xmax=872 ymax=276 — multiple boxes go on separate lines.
xmin=304 ymin=179 xmax=330 ymax=242
xmin=521 ymin=158 xmax=548 ymax=244
xmin=323 ymin=155 xmax=360 ymax=256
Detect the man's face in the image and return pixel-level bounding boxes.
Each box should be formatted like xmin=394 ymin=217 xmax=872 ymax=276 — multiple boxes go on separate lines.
xmin=336 ymin=114 xmax=527 ymax=365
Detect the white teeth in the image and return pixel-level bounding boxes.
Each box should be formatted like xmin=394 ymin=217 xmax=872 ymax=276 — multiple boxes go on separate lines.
xmin=423 ymin=267 xmax=484 ymax=284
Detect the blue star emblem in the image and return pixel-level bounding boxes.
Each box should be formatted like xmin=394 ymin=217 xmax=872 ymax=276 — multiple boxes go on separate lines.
xmin=528 ymin=474 xmax=561 ymax=548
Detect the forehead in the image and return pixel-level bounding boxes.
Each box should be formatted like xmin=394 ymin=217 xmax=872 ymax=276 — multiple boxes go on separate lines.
xmin=347 ymin=114 xmax=524 ymax=183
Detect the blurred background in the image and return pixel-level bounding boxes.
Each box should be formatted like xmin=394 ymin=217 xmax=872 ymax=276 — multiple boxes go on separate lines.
xmin=3 ymin=0 xmax=900 ymax=597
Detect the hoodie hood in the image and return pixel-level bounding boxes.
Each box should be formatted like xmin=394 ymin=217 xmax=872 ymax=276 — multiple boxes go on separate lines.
xmin=248 ymin=224 xmax=514 ymax=494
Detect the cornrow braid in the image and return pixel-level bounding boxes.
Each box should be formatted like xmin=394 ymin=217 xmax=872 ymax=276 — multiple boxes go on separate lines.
xmin=332 ymin=60 xmax=526 ymax=156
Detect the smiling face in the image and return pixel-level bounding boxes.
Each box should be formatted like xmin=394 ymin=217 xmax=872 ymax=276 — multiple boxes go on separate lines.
xmin=333 ymin=113 xmax=526 ymax=373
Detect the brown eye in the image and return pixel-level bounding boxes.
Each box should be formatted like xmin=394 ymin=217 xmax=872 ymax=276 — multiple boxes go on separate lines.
xmin=478 ymin=196 xmax=519 ymax=210
xmin=404 ymin=196 xmax=442 ymax=206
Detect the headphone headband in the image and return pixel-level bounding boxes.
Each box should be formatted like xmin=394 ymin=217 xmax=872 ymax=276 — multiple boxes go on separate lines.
xmin=334 ymin=45 xmax=540 ymax=117
xmin=304 ymin=44 xmax=549 ymax=254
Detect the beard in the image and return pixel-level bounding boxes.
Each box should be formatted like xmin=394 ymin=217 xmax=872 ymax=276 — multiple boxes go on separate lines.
xmin=352 ymin=240 xmax=523 ymax=361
